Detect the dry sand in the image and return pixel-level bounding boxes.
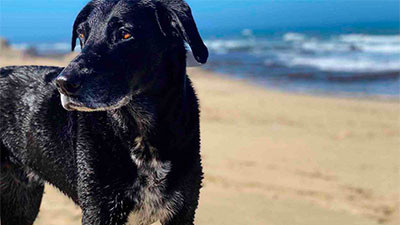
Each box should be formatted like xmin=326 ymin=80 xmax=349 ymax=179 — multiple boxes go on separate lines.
xmin=1 ymin=51 xmax=399 ymax=225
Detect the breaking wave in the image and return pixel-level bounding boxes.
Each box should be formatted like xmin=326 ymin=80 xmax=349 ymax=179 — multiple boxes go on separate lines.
xmin=278 ymin=54 xmax=400 ymax=72
xmin=205 ymin=32 xmax=400 ymax=73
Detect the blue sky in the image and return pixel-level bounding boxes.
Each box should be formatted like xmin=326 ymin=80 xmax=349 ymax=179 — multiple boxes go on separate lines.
xmin=0 ymin=0 xmax=399 ymax=43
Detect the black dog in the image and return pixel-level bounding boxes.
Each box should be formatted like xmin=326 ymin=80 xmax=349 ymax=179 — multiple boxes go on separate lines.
xmin=0 ymin=0 xmax=208 ymax=224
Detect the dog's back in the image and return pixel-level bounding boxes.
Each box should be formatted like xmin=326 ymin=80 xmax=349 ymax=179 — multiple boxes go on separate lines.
xmin=1 ymin=66 xmax=62 ymax=151
xmin=1 ymin=66 xmax=63 ymax=153
xmin=0 ymin=66 xmax=62 ymax=114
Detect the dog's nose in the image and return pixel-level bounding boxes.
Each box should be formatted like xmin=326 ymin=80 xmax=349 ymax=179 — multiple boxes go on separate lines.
xmin=56 ymin=76 xmax=81 ymax=96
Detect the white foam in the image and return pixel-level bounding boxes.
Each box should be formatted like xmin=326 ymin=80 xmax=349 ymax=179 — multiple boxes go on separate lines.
xmin=358 ymin=43 xmax=400 ymax=54
xmin=338 ymin=34 xmax=400 ymax=54
xmin=241 ymin=29 xmax=254 ymax=37
xmin=36 ymin=42 xmax=70 ymax=51
xmin=11 ymin=42 xmax=71 ymax=53
xmin=300 ymin=41 xmax=350 ymax=52
xmin=295 ymin=34 xmax=400 ymax=54
xmin=205 ymin=39 xmax=258 ymax=53
xmin=279 ymin=54 xmax=400 ymax=72
xmin=283 ymin=32 xmax=306 ymax=42
xmin=339 ymin=34 xmax=400 ymax=44
xmin=11 ymin=43 xmax=30 ymax=50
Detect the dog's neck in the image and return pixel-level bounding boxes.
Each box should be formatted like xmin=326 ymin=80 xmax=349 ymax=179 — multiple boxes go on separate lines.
xmin=129 ymin=53 xmax=187 ymax=136
xmin=109 ymin=65 xmax=189 ymax=161
xmin=106 ymin=45 xmax=190 ymax=161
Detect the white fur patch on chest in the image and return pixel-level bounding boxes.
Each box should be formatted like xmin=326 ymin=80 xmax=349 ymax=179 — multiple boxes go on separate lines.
xmin=128 ymin=155 xmax=183 ymax=225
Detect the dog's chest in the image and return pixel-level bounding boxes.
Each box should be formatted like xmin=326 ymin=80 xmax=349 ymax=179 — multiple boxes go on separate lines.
xmin=128 ymin=155 xmax=182 ymax=225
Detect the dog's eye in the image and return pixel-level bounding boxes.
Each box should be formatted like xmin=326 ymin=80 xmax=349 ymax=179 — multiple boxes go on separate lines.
xmin=120 ymin=30 xmax=132 ymax=40
xmin=78 ymin=33 xmax=85 ymax=48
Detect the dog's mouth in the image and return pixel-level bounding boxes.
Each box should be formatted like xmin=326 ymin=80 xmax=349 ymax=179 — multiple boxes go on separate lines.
xmin=60 ymin=94 xmax=131 ymax=112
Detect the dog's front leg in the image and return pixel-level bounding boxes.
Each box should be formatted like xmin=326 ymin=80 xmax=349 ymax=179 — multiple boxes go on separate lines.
xmin=77 ymin=150 xmax=136 ymax=225
xmin=80 ymin=199 xmax=132 ymax=225
xmin=78 ymin=174 xmax=134 ymax=225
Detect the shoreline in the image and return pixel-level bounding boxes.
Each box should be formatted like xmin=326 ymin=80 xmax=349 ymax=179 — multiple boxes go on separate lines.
xmin=198 ymin=67 xmax=400 ymax=103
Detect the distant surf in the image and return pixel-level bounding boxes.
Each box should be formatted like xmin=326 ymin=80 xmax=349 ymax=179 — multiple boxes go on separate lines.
xmin=204 ymin=31 xmax=400 ymax=97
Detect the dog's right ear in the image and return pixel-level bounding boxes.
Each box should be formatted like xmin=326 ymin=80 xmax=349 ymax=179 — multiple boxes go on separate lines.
xmin=154 ymin=0 xmax=208 ymax=64
xmin=71 ymin=3 xmax=94 ymax=51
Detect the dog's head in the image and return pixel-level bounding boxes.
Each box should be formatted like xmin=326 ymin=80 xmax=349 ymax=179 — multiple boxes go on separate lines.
xmin=56 ymin=0 xmax=208 ymax=111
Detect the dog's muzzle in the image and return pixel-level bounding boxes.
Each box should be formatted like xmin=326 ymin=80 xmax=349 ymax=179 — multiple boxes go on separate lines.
xmin=59 ymin=93 xmax=131 ymax=112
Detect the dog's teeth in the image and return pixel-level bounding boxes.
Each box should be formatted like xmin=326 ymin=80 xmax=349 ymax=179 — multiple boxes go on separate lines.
xmin=60 ymin=94 xmax=69 ymax=105
xmin=60 ymin=94 xmax=75 ymax=111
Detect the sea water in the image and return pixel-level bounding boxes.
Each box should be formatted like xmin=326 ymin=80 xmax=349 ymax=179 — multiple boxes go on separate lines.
xmin=203 ymin=29 xmax=400 ymax=97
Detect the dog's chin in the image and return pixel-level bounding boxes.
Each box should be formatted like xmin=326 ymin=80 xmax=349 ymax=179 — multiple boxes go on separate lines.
xmin=60 ymin=94 xmax=130 ymax=112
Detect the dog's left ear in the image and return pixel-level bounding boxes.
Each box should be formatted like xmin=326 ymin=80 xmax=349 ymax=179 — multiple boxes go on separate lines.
xmin=71 ymin=3 xmax=94 ymax=51
xmin=155 ymin=0 xmax=208 ymax=64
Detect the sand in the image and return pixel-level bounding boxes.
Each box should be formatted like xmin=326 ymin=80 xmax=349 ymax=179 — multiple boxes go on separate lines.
xmin=1 ymin=51 xmax=399 ymax=225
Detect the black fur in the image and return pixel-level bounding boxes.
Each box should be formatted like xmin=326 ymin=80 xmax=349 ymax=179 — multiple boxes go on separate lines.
xmin=0 ymin=0 xmax=207 ymax=224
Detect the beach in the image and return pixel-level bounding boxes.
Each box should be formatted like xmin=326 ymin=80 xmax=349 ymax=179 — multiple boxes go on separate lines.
xmin=1 ymin=48 xmax=399 ymax=225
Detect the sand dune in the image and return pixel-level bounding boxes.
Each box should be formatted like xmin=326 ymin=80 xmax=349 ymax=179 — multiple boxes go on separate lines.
xmin=1 ymin=51 xmax=399 ymax=225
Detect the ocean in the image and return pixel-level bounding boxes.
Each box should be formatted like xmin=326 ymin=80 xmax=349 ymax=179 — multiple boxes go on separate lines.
xmin=9 ymin=28 xmax=400 ymax=98
xmin=203 ymin=28 xmax=400 ymax=98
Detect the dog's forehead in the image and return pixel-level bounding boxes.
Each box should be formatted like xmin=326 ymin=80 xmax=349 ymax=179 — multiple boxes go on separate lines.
xmin=87 ymin=0 xmax=153 ymax=21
